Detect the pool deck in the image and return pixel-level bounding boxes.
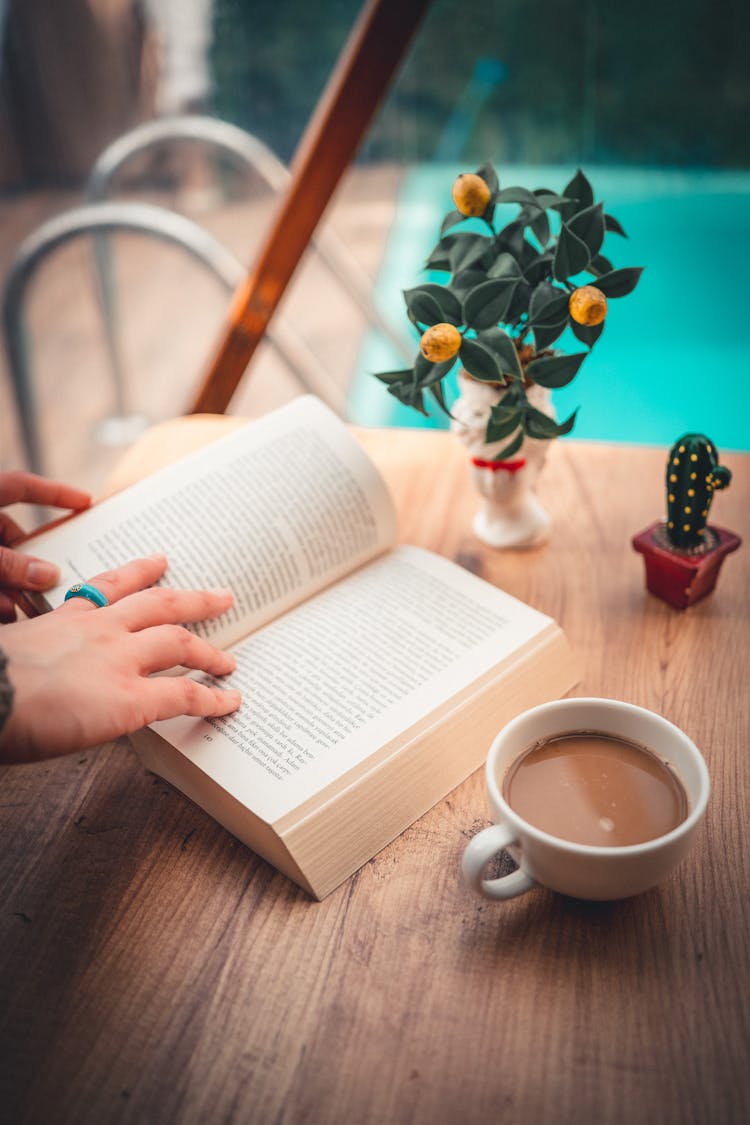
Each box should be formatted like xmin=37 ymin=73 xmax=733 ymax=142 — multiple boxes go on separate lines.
xmin=0 ymin=162 xmax=405 ymax=493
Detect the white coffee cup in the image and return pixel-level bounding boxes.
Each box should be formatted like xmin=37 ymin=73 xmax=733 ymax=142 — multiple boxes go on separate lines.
xmin=462 ymin=698 xmax=710 ymax=901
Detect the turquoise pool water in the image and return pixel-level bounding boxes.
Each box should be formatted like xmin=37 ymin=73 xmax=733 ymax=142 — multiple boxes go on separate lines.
xmin=348 ymin=165 xmax=750 ymax=452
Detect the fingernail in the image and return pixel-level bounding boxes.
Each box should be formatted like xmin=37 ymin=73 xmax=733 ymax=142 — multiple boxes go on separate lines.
xmin=210 ymin=587 xmax=234 ymax=599
xmin=26 ymin=560 xmax=60 ymax=588
xmin=219 ymin=652 xmax=236 ymax=672
xmin=149 ymin=552 xmax=168 ymax=564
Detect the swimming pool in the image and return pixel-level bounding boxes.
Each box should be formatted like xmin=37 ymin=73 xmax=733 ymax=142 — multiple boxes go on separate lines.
xmin=348 ymin=165 xmax=750 ymax=453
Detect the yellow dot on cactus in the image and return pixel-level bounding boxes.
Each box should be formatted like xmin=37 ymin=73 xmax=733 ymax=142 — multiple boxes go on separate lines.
xmin=668 ymin=493 xmax=675 ymax=502
xmin=690 ymin=453 xmax=698 ymax=461
xmin=679 ymin=445 xmax=685 ymax=453
xmin=698 ymin=528 xmax=705 ymax=535
xmin=705 ymin=474 xmax=711 ymax=482
xmin=687 ymin=488 xmax=695 ymax=497
xmin=670 ymin=473 xmax=677 ymax=482
xmin=668 ymin=521 xmax=674 ymax=529
xmin=684 ymin=506 xmax=692 ymax=514
xmin=673 ymin=457 xmax=680 ymax=466
xmin=690 ymin=472 xmax=697 ymax=480
xmin=683 ymin=523 xmax=691 ymax=531
xmin=702 ymin=509 xmax=708 ymax=516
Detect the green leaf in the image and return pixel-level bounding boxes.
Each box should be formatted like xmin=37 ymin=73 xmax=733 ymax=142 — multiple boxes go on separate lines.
xmin=533 ymin=321 xmax=567 ymax=351
xmin=524 ymin=407 xmax=561 ymax=439
xmin=406 ymin=283 xmax=463 ymax=326
xmin=451 ymin=270 xmax=486 ymax=300
xmin=595 ymin=267 xmax=644 ymax=297
xmin=553 ymin=222 xmax=591 ymax=281
xmin=534 ymin=189 xmax=574 ymax=211
xmin=506 ymin=281 xmax=533 ymax=322
xmin=571 ymin=319 xmax=604 ymax=348
xmin=425 ymin=243 xmax=451 ymax=270
xmin=373 ymin=367 xmax=414 ymax=385
xmin=421 ymin=356 xmax=457 ymax=386
xmin=604 ymin=213 xmax=628 ymax=237
xmin=588 ymin=253 xmax=614 ymax=278
xmin=568 ymin=202 xmax=605 ymax=257
xmin=556 ymin=408 xmax=578 ymax=435
xmin=476 ymin=161 xmax=499 ymax=195
xmin=530 ymin=208 xmax=550 ymax=248
xmin=529 ymin=282 xmax=569 ymax=325
xmin=458 ymin=337 xmax=504 ymax=382
xmin=477 ymin=327 xmax=523 ymax=378
xmin=424 ymin=232 xmax=474 ymax=271
xmin=441 ymin=208 xmax=465 ymax=235
xmin=487 ymin=252 xmax=523 ymax=280
xmin=497 ymin=186 xmax=542 ymax=208
xmin=525 ymin=406 xmax=579 ymax=439
xmin=403 ymin=287 xmax=443 ymax=327
xmin=490 ymin=428 xmax=525 ymax=461
xmin=428 ymin=381 xmax=454 ymax=419
xmin=486 ymin=401 xmax=523 ymax=443
xmin=495 ymin=219 xmax=525 ymax=258
xmin=523 ymin=251 xmax=554 ymax=287
xmin=462 ymin=278 xmax=518 ymax=330
xmin=387 ymin=382 xmax=429 ymax=416
xmin=559 ymin=169 xmax=594 ymax=220
xmin=448 ymin=232 xmax=493 ymax=273
xmin=526 ymin=352 xmax=587 ymax=388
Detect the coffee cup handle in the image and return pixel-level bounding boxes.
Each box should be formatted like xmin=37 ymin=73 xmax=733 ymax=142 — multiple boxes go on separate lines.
xmin=462 ymin=823 xmax=537 ymax=900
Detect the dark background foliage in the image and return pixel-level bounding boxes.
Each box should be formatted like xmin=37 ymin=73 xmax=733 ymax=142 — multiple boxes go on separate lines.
xmin=211 ymin=0 xmax=750 ymax=169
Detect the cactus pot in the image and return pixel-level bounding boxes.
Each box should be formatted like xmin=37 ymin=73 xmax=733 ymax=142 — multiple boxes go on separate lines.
xmin=632 ymin=522 xmax=741 ymax=610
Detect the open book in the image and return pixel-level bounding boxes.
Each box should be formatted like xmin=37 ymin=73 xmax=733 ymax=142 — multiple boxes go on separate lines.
xmin=30 ymin=398 xmax=579 ymax=899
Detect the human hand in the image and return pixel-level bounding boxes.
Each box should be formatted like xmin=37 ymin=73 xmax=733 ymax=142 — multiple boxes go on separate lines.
xmin=0 ymin=471 xmax=92 ymax=621
xmin=0 ymin=554 xmax=241 ymax=763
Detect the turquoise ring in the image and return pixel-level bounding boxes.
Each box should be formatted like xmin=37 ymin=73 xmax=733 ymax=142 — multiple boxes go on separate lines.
xmin=64 ymin=582 xmax=109 ymax=608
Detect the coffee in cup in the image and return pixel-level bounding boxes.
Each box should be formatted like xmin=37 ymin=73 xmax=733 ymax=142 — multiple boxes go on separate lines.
xmin=502 ymin=730 xmax=688 ymax=848
xmin=462 ymin=698 xmax=709 ymax=902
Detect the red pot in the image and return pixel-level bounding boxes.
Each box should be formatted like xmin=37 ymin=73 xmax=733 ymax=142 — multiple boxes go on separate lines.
xmin=632 ymin=522 xmax=741 ymax=610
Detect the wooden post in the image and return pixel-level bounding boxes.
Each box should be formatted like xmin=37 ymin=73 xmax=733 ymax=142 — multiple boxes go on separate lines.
xmin=189 ymin=0 xmax=432 ymax=415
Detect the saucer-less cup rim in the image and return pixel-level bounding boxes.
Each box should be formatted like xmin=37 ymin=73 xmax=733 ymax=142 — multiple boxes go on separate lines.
xmin=461 ymin=697 xmax=710 ymax=901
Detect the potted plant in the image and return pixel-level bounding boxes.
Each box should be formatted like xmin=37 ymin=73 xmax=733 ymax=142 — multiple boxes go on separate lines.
xmin=632 ymin=434 xmax=741 ymax=609
xmin=374 ymin=164 xmax=642 ymax=546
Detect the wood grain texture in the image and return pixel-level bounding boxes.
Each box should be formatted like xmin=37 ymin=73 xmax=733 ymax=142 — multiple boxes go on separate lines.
xmin=0 ymin=424 xmax=748 ymax=1125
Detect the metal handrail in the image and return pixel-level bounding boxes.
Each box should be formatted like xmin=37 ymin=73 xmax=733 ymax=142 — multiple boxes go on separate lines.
xmin=85 ymin=114 xmax=413 ymax=364
xmin=3 ymin=201 xmax=345 ymax=473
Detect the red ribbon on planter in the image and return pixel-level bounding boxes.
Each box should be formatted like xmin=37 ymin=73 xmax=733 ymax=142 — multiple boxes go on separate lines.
xmin=471 ymin=457 xmax=527 ymax=473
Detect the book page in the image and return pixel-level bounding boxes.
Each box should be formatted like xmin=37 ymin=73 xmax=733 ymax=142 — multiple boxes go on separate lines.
xmin=28 ymin=398 xmax=397 ymax=648
xmin=151 ymin=546 xmax=553 ymax=823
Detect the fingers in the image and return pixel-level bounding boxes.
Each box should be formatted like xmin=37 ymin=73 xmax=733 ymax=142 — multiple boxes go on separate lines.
xmin=0 ymin=471 xmax=91 ymax=511
xmin=136 ymin=624 xmax=236 ymax=676
xmin=0 ymin=545 xmax=60 ymax=591
xmin=0 ymin=511 xmax=26 ymax=547
xmin=0 ymin=592 xmax=17 ymax=623
xmin=114 ymin=585 xmax=234 ymax=630
xmin=61 ymin=554 xmax=169 ymax=610
xmin=144 ymin=676 xmax=242 ymax=724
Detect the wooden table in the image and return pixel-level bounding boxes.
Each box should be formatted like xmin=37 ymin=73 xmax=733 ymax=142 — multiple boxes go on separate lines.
xmin=1 ymin=421 xmax=748 ymax=1125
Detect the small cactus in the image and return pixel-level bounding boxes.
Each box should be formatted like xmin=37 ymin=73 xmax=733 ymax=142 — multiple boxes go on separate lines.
xmin=665 ymin=434 xmax=732 ymax=550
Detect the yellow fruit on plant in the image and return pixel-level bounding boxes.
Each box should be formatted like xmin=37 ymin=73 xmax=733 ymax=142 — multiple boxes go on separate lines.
xmin=420 ymin=323 xmax=462 ymax=362
xmin=452 ymin=173 xmax=491 ymax=217
xmin=568 ymin=285 xmax=608 ymax=326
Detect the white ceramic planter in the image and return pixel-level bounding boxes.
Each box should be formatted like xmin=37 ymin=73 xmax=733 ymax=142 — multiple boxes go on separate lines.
xmin=451 ymin=371 xmax=555 ymax=548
